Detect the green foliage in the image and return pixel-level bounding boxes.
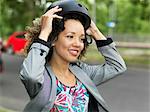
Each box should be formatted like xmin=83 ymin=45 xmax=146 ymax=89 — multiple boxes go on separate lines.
xmin=0 ymin=0 xmax=44 ymax=39
xmin=116 ymin=0 xmax=150 ymax=34
xmin=0 ymin=0 xmax=149 ymax=39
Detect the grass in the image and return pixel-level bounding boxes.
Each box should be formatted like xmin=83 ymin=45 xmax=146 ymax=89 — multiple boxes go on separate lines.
xmin=82 ymin=44 xmax=150 ymax=68
xmin=0 ymin=107 xmax=17 ymax=112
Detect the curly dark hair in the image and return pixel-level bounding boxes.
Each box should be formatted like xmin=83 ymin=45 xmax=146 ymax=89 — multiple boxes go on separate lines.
xmin=24 ymin=13 xmax=90 ymax=62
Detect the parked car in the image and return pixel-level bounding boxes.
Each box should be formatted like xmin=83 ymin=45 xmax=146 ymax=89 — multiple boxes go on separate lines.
xmin=5 ymin=32 xmax=27 ymax=54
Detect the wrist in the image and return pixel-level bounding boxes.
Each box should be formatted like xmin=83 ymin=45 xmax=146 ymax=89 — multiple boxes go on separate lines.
xmin=93 ymin=30 xmax=106 ymax=40
xmin=39 ymin=30 xmax=50 ymax=42
xmin=33 ymin=38 xmax=51 ymax=48
xmin=96 ymin=38 xmax=113 ymax=47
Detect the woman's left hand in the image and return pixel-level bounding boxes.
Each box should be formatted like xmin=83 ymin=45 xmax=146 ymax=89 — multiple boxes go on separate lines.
xmin=86 ymin=20 xmax=106 ymax=40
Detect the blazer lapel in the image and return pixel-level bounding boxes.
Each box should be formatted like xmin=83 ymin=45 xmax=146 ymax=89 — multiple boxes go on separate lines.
xmin=45 ymin=65 xmax=57 ymax=108
xmin=69 ymin=64 xmax=109 ymax=110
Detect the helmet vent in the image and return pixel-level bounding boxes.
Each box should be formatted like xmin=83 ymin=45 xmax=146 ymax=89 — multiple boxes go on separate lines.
xmin=78 ymin=4 xmax=82 ymax=7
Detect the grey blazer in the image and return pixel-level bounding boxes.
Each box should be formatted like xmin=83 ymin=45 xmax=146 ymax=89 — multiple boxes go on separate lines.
xmin=20 ymin=41 xmax=126 ymax=112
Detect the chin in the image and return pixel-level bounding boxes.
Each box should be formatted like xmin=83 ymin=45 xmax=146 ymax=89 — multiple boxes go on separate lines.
xmin=68 ymin=57 xmax=78 ymax=63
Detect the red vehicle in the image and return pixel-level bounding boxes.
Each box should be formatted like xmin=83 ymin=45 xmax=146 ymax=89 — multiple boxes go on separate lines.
xmin=5 ymin=32 xmax=27 ymax=54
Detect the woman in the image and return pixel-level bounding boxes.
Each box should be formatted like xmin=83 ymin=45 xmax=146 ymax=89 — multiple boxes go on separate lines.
xmin=20 ymin=0 xmax=127 ymax=112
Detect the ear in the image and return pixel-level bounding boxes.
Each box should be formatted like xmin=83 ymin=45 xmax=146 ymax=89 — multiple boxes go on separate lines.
xmin=51 ymin=37 xmax=58 ymax=46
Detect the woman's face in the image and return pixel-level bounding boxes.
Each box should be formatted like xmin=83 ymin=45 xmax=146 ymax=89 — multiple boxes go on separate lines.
xmin=52 ymin=19 xmax=85 ymax=62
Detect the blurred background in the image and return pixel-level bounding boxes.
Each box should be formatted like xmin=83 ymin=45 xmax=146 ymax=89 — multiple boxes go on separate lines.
xmin=0 ymin=0 xmax=150 ymax=112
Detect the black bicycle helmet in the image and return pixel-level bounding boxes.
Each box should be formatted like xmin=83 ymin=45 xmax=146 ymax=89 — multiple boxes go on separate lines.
xmin=46 ymin=0 xmax=91 ymax=29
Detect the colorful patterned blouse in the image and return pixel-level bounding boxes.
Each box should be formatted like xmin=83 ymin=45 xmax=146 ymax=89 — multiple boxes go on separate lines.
xmin=50 ymin=78 xmax=89 ymax=112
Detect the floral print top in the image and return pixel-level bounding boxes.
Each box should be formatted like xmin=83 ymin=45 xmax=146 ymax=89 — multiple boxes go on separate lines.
xmin=50 ymin=78 xmax=89 ymax=112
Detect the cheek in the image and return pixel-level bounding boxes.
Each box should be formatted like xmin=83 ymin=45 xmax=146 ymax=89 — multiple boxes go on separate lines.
xmin=80 ymin=43 xmax=85 ymax=51
xmin=56 ymin=41 xmax=69 ymax=53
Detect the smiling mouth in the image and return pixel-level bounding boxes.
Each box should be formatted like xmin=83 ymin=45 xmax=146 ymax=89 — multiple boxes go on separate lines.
xmin=69 ymin=49 xmax=79 ymax=56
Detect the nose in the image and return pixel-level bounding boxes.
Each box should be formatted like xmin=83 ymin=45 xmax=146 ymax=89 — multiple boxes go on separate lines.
xmin=72 ymin=38 xmax=81 ymax=47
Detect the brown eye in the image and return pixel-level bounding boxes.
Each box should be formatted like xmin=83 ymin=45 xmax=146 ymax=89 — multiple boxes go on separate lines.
xmin=80 ymin=38 xmax=86 ymax=42
xmin=80 ymin=35 xmax=86 ymax=42
xmin=66 ymin=35 xmax=73 ymax=38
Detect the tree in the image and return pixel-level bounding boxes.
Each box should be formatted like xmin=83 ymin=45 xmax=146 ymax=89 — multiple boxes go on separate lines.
xmin=0 ymin=0 xmax=45 ymax=39
xmin=0 ymin=0 xmax=149 ymax=40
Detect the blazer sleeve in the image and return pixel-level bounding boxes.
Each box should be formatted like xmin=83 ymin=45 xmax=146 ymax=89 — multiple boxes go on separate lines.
xmin=79 ymin=38 xmax=127 ymax=86
xmin=19 ymin=42 xmax=50 ymax=99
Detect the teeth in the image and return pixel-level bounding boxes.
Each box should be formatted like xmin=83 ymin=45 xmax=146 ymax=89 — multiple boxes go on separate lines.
xmin=69 ymin=50 xmax=78 ymax=56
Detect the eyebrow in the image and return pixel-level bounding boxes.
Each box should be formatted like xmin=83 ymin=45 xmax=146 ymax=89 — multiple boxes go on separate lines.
xmin=66 ymin=32 xmax=85 ymax=37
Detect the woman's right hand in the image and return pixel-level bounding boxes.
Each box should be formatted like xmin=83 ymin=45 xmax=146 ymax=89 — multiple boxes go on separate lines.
xmin=39 ymin=6 xmax=62 ymax=41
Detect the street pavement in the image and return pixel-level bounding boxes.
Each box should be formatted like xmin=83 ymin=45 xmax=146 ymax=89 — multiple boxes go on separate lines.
xmin=0 ymin=53 xmax=149 ymax=112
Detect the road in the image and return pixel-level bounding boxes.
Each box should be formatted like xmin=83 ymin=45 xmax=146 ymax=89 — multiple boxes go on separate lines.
xmin=0 ymin=53 xmax=149 ymax=112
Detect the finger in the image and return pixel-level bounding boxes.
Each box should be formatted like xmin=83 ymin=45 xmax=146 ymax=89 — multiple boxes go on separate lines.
xmin=86 ymin=29 xmax=91 ymax=35
xmin=47 ymin=6 xmax=62 ymax=14
xmin=44 ymin=8 xmax=62 ymax=17
xmin=54 ymin=5 xmax=59 ymax=9
xmin=52 ymin=7 xmax=62 ymax=13
xmin=52 ymin=14 xmax=63 ymax=19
